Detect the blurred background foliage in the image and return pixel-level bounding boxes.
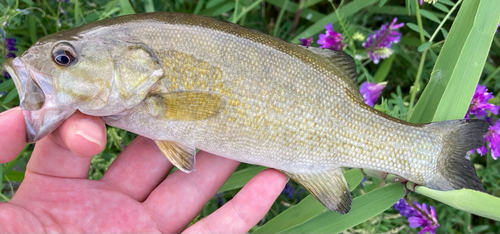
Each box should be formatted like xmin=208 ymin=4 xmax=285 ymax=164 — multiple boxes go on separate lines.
xmin=1 ymin=0 xmax=499 ymax=233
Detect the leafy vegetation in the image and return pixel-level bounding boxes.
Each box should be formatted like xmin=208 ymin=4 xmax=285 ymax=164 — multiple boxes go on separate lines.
xmin=1 ymin=0 xmax=499 ymax=233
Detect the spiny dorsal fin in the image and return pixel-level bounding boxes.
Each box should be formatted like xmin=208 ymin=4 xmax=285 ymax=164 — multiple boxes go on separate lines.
xmin=283 ymin=168 xmax=352 ymax=214
xmin=155 ymin=140 xmax=197 ymax=173
xmin=300 ymin=46 xmax=358 ymax=85
xmin=147 ymin=91 xmax=223 ymax=121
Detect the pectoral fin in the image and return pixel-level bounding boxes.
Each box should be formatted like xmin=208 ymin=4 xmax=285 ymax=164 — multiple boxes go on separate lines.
xmin=148 ymin=91 xmax=223 ymax=121
xmin=155 ymin=141 xmax=197 ymax=173
xmin=283 ymin=168 xmax=352 ymax=214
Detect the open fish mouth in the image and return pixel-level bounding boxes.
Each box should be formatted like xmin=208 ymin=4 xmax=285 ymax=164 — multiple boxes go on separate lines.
xmin=3 ymin=58 xmax=76 ymax=142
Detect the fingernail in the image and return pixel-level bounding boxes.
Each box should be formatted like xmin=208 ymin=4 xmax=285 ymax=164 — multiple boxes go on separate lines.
xmin=74 ymin=118 xmax=103 ymax=147
xmin=0 ymin=107 xmax=21 ymax=118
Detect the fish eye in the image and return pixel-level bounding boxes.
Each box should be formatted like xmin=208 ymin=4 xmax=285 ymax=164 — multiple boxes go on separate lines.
xmin=52 ymin=42 xmax=77 ymax=67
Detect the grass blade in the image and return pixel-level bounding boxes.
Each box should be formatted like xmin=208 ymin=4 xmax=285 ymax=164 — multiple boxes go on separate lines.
xmin=266 ymin=0 xmax=326 ymax=22
xmin=118 ymin=0 xmax=135 ymax=15
xmin=277 ymin=183 xmax=405 ymax=233
xmin=409 ymin=0 xmax=500 ymax=123
xmin=218 ymin=166 xmax=266 ymax=193
xmin=254 ymin=169 xmax=364 ymax=233
xmin=412 ymin=185 xmax=500 ymax=221
xmin=373 ymin=54 xmax=395 ymax=83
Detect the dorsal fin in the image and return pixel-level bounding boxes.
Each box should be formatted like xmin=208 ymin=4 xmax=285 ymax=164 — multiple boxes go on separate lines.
xmin=300 ymin=46 xmax=363 ymax=102
xmin=300 ymin=46 xmax=358 ymax=86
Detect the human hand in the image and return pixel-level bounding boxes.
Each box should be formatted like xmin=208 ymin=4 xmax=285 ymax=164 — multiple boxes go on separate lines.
xmin=0 ymin=107 xmax=287 ymax=233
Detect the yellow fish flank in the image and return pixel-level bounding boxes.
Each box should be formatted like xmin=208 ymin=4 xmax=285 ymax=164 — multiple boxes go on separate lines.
xmin=3 ymin=12 xmax=489 ymax=214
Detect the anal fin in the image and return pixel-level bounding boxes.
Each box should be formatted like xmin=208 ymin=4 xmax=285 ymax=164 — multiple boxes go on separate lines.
xmin=283 ymin=168 xmax=352 ymax=214
xmin=155 ymin=141 xmax=197 ymax=173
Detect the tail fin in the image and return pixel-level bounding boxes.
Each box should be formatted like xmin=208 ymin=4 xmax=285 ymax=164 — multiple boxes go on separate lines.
xmin=425 ymin=119 xmax=489 ymax=192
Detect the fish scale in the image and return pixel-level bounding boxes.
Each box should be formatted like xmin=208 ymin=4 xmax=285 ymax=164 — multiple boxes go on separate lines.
xmin=3 ymin=12 xmax=488 ymax=214
xmin=120 ymin=19 xmax=434 ymax=177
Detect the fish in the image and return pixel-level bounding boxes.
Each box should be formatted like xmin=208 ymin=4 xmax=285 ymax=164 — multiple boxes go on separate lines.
xmin=2 ymin=12 xmax=489 ymax=214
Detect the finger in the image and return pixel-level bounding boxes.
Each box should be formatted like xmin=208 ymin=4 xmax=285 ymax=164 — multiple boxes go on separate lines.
xmin=143 ymin=151 xmax=240 ymax=233
xmin=101 ymin=136 xmax=173 ymax=201
xmin=183 ymin=169 xmax=287 ymax=234
xmin=26 ymin=112 xmax=106 ymax=178
xmin=0 ymin=107 xmax=26 ymax=163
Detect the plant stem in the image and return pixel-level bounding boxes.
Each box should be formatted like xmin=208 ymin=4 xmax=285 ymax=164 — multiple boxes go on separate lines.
xmin=233 ymin=0 xmax=263 ymax=24
xmin=484 ymin=65 xmax=500 ymax=85
xmin=407 ymin=2 xmax=427 ymax=118
xmin=273 ymin=0 xmax=289 ymax=37
xmin=429 ymin=0 xmax=462 ymax=42
xmin=414 ymin=3 xmax=425 ymax=43
xmin=232 ymin=0 xmax=239 ymax=24
xmin=407 ymin=47 xmax=427 ymax=119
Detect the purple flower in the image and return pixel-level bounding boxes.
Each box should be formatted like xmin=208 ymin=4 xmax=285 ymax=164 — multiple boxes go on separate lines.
xmin=4 ymin=38 xmax=17 ymax=52
xmin=282 ymin=183 xmax=305 ymax=203
xmin=393 ymin=198 xmax=418 ymax=217
xmin=282 ymin=183 xmax=295 ymax=199
xmin=466 ymin=84 xmax=500 ymax=119
xmin=2 ymin=71 xmax=10 ymax=79
xmin=475 ymin=120 xmax=500 ymax=160
xmin=360 ymin=81 xmax=387 ymax=107
xmin=317 ymin=23 xmax=345 ymax=51
xmin=214 ymin=192 xmax=225 ymax=206
xmin=363 ymin=18 xmax=404 ymax=64
xmin=393 ymin=198 xmax=439 ymax=234
xmin=3 ymin=38 xmax=17 ymax=80
xmin=299 ymin=37 xmax=313 ymax=47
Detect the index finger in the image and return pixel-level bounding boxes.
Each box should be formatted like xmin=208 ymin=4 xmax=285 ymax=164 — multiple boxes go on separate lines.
xmin=0 ymin=107 xmax=27 ymax=163
xmin=182 ymin=169 xmax=287 ymax=233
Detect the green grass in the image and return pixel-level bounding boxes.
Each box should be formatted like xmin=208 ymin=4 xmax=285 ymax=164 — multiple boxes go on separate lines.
xmin=1 ymin=0 xmax=500 ymax=233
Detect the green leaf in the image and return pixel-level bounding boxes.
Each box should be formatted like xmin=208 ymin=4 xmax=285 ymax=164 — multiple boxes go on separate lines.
xmin=277 ymin=183 xmax=405 ymax=233
xmin=273 ymin=0 xmax=289 ymax=37
xmin=118 ymin=0 xmax=135 ymax=15
xmin=373 ymin=54 xmax=395 ymax=83
xmin=420 ymin=9 xmax=441 ymax=23
xmin=193 ymin=0 xmax=205 ymax=15
xmin=440 ymin=28 xmax=448 ymax=39
xmin=28 ymin=15 xmax=37 ymax=44
xmin=143 ymin=0 xmax=155 ymax=12
xmin=266 ymin=0 xmax=325 ymax=23
xmin=0 ymin=79 xmax=14 ymax=93
xmin=417 ymin=41 xmax=432 ymax=52
xmin=218 ymin=166 xmax=266 ymax=193
xmin=199 ymin=1 xmax=234 ymax=17
xmin=439 ymin=0 xmax=455 ymax=6
xmin=254 ymin=169 xmax=364 ymax=233
xmin=406 ymin=22 xmax=431 ymax=38
xmin=206 ymin=0 xmax=225 ymax=8
xmin=367 ymin=6 xmax=453 ymax=21
xmin=378 ymin=0 xmax=388 ymax=7
xmin=409 ymin=0 xmax=500 ymax=123
xmin=291 ymin=0 xmax=377 ymax=43
xmin=413 ymin=185 xmax=500 ymax=221
xmin=3 ymin=89 xmax=18 ymax=103
xmin=400 ymin=36 xmax=422 ymax=47
xmin=302 ymin=0 xmax=325 ymax=8
xmin=433 ymin=2 xmax=450 ymax=13
xmin=4 ymin=170 xmax=24 ymax=181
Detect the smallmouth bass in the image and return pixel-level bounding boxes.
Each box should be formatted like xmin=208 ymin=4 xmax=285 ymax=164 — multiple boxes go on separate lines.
xmin=3 ymin=12 xmax=489 ymax=214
